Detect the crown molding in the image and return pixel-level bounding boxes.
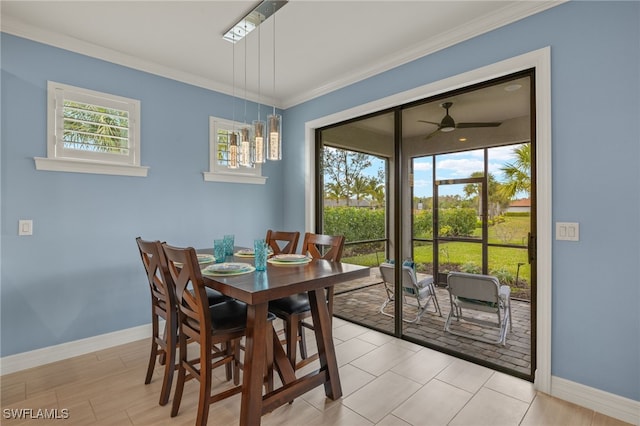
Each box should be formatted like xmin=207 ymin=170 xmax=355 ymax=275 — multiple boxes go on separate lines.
xmin=1 ymin=1 xmax=564 ymax=109
xmin=281 ymin=1 xmax=565 ymax=108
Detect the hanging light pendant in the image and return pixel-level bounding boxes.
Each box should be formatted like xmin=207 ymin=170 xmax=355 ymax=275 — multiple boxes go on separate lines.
xmin=267 ymin=5 xmax=282 ymax=161
xmin=267 ymin=113 xmax=281 ymax=160
xmin=229 ymin=132 xmax=239 ymax=169
xmin=253 ymin=119 xmax=266 ymax=163
xmin=253 ymin=13 xmax=266 ymax=164
xmin=239 ymin=126 xmax=252 ymax=167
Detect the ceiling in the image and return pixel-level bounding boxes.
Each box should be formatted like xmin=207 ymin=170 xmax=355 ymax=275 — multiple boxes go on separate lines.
xmin=1 ymin=0 xmax=561 ymax=110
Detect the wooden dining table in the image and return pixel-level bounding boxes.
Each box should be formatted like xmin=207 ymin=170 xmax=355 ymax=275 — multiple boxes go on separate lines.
xmin=198 ymin=250 xmax=369 ymax=425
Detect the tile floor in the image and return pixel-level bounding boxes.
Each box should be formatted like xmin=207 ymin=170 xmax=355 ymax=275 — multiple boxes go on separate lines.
xmin=0 ymin=317 xmax=632 ymax=425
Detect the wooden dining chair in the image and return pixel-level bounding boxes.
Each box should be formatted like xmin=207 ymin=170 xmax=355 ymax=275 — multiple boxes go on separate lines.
xmin=162 ymin=243 xmax=273 ymax=426
xmin=268 ymin=232 xmax=345 ymax=369
xmin=265 ymin=229 xmax=300 ymax=255
xmin=136 ymin=238 xmax=231 ymax=406
xmin=136 ymin=237 xmax=178 ymax=406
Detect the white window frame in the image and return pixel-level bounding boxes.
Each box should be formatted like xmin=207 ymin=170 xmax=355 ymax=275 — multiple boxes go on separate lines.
xmin=35 ymin=81 xmax=148 ymax=177
xmin=203 ymin=116 xmax=267 ymax=184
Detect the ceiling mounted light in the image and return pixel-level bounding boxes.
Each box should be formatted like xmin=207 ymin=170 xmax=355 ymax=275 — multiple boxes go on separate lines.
xmin=223 ymin=1 xmax=288 ymax=44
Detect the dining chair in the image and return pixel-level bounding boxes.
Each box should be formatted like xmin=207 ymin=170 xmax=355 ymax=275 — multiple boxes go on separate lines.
xmin=136 ymin=237 xmax=178 ymax=406
xmin=268 ymin=232 xmax=345 ymax=369
xmin=265 ymin=229 xmax=300 ymax=255
xmin=162 ymin=243 xmax=273 ymax=426
xmin=136 ymin=238 xmax=231 ymax=406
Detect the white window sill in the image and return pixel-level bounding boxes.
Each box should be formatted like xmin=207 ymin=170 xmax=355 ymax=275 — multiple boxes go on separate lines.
xmin=34 ymin=157 xmax=149 ymax=177
xmin=203 ymin=172 xmax=267 ymax=185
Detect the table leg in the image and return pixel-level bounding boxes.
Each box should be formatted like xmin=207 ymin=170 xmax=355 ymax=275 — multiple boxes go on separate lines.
xmin=308 ymin=288 xmax=342 ymax=400
xmin=240 ymin=303 xmax=268 ymax=426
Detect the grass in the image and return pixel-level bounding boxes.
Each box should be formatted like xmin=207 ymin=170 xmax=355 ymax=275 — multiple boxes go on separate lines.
xmin=342 ymin=215 xmax=531 ymax=286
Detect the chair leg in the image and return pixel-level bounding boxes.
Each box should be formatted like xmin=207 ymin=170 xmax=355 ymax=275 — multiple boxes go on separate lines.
xmin=298 ymin=320 xmax=308 ymax=360
xmin=284 ymin=314 xmax=299 ymax=368
xmin=265 ymin=324 xmax=274 ymax=393
xmin=430 ymin=283 xmax=442 ymax=316
xmin=145 ymin=315 xmax=160 ymax=385
xmin=233 ymin=339 xmax=241 ymax=386
xmin=170 ymin=338 xmax=187 ymax=418
xmin=195 ymin=347 xmax=212 ymax=426
xmin=159 ymin=315 xmax=177 ymax=406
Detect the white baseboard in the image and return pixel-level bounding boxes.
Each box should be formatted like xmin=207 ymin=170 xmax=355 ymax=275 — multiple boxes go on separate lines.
xmin=551 ymin=376 xmax=640 ymax=425
xmin=0 ymin=323 xmax=153 ymax=375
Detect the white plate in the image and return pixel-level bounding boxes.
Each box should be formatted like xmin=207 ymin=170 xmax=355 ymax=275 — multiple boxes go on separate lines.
xmin=271 ymin=254 xmax=309 ymax=262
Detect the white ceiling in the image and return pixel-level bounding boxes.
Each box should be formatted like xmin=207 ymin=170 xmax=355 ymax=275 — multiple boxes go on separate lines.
xmin=1 ymin=0 xmax=561 ymax=109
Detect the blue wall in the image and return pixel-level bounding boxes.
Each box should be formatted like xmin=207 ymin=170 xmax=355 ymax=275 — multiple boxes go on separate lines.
xmin=1 ymin=0 xmax=638 ymax=403
xmin=1 ymin=34 xmax=286 ymax=355
xmin=282 ymin=1 xmax=639 ymax=401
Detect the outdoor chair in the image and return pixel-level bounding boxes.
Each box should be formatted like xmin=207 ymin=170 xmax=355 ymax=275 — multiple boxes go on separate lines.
xmin=379 ymin=262 xmax=441 ymax=323
xmin=445 ymin=272 xmax=512 ymax=345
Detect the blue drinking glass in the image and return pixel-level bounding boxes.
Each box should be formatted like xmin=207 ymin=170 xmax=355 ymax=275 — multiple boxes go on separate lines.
xmin=213 ymin=239 xmax=225 ymax=263
xmin=254 ymin=239 xmax=267 ymax=271
xmin=223 ymin=234 xmax=234 ymax=256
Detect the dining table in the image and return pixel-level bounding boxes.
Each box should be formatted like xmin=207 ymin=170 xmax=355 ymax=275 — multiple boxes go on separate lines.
xmin=197 ymin=249 xmax=370 ymax=426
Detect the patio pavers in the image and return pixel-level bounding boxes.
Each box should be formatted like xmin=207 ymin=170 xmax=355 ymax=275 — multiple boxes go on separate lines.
xmin=332 ymin=268 xmax=532 ymax=377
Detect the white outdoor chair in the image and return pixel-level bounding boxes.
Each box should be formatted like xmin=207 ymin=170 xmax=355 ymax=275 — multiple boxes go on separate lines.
xmin=445 ymin=272 xmax=512 ymax=345
xmin=379 ymin=263 xmax=441 ymax=323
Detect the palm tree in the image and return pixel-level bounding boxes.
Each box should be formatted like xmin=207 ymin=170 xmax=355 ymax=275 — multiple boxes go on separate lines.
xmin=500 ymin=143 xmax=531 ymax=199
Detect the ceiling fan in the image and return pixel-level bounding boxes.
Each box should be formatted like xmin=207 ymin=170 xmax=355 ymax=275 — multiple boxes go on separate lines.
xmin=419 ymin=101 xmax=502 ymax=139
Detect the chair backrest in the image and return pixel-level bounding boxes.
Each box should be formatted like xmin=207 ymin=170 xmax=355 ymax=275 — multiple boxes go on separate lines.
xmin=136 ymin=237 xmax=175 ymax=314
xmin=301 ymin=233 xmax=345 ymax=261
xmin=265 ymin=230 xmax=300 ymax=255
xmin=447 ymin=272 xmax=500 ymax=304
xmin=379 ymin=263 xmax=418 ymax=294
xmin=162 ymin=243 xmax=210 ymax=339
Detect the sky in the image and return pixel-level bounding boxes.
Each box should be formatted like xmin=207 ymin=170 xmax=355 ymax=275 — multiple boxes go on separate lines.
xmin=328 ymin=143 xmax=527 ymax=199
xmin=412 ymin=144 xmax=525 ymax=197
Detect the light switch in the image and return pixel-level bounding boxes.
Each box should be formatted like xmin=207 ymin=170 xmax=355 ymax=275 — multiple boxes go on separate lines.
xmin=18 ymin=220 xmax=33 ymax=236
xmin=556 ymin=222 xmax=579 ymax=241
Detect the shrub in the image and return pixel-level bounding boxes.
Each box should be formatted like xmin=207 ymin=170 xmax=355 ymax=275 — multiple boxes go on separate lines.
xmin=460 ymin=262 xmax=481 ymax=274
xmin=323 ymin=207 xmax=385 ymax=242
xmin=490 ymin=267 xmax=514 ymax=285
xmin=439 ymin=208 xmax=477 ymax=236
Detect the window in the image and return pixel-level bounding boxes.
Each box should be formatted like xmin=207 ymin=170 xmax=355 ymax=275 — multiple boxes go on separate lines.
xmin=35 ymin=81 xmax=147 ymax=177
xmin=203 ymin=116 xmax=267 ymax=184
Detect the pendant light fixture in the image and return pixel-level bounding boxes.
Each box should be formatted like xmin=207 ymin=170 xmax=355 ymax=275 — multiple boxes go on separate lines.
xmin=267 ymin=5 xmax=282 ymax=161
xmin=239 ymin=20 xmax=253 ymax=168
xmin=223 ymin=1 xmax=287 ymax=163
xmin=229 ymin=30 xmax=239 ymax=169
xmin=252 ymin=15 xmax=266 ymax=164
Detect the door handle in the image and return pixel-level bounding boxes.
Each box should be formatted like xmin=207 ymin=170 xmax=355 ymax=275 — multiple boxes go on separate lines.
xmin=527 ymin=232 xmax=536 ymax=263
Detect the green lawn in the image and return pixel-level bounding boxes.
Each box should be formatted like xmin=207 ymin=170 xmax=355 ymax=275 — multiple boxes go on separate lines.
xmin=342 ymin=215 xmax=531 ymax=285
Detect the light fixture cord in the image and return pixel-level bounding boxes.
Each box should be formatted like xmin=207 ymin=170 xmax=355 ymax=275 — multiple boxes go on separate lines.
xmin=243 ymin=21 xmax=248 ymax=124
xmin=272 ymin=8 xmax=276 ymax=115
xmin=232 ymin=31 xmax=236 ymax=128
xmin=257 ymin=18 xmax=261 ymax=121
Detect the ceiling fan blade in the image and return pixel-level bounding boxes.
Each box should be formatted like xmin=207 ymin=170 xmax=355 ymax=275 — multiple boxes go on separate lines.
xmin=424 ymin=129 xmax=440 ymax=140
xmin=456 ymin=122 xmax=502 ymax=128
xmin=418 ymin=119 xmax=441 ymax=126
